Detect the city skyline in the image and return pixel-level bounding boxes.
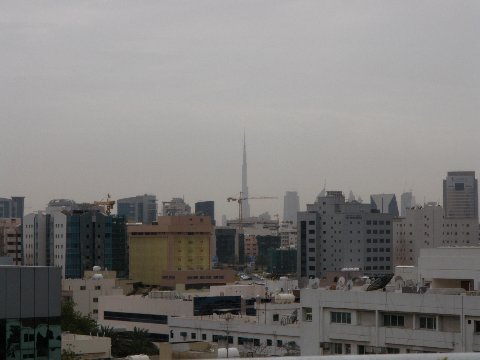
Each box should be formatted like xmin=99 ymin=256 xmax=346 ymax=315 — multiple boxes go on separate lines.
xmin=1 ymin=1 xmax=479 ymax=221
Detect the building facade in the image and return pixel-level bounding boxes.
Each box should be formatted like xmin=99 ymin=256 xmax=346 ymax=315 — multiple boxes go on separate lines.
xmin=0 ymin=218 xmax=22 ymax=264
xmin=117 ymin=194 xmax=157 ymax=224
xmin=0 ymin=266 xmax=61 ymax=360
xmin=400 ymin=191 xmax=415 ymax=217
xmin=195 ymin=201 xmax=215 ymax=225
xmin=370 ymin=194 xmax=399 ymax=217
xmin=128 ymin=216 xmax=212 ymax=286
xmin=162 ymin=198 xmax=192 ymax=216
xmin=443 ymin=171 xmax=478 ymax=219
xmin=297 ymin=191 xmax=393 ymax=281
xmin=0 ymin=196 xmax=25 ymax=219
xmin=283 ymin=191 xmax=300 ymax=223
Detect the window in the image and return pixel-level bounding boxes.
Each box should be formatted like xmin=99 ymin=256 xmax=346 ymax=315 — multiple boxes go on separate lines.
xmin=95 ymin=285 xmax=101 ymax=290
xmin=80 ymin=286 xmax=86 ymax=290
xmin=303 ymin=307 xmax=312 ymax=322
xmin=202 ymin=334 xmax=207 ymax=340
xmin=254 ymin=339 xmax=260 ymax=346
xmin=419 ymin=316 xmax=436 ymax=330
xmin=267 ymin=339 xmax=273 ymax=346
xmin=191 ymin=333 xmax=197 ymax=339
xmin=93 ymin=298 xmax=98 ymax=303
xmin=383 ymin=314 xmax=404 ymax=327
xmin=273 ymin=314 xmax=279 ymax=321
xmin=331 ymin=312 xmax=351 ymax=324
xmin=277 ymin=340 xmax=283 ymax=347
xmin=474 ymin=321 xmax=480 ymax=333
xmin=333 ymin=343 xmax=342 ymax=354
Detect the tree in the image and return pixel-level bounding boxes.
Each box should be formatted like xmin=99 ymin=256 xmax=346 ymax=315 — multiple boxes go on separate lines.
xmin=104 ymin=327 xmax=158 ymax=358
xmin=61 ymin=349 xmax=78 ymax=360
xmin=61 ymin=300 xmax=98 ymax=335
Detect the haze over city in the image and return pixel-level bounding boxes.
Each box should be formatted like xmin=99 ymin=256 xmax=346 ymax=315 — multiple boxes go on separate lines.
xmin=1 ymin=1 xmax=479 ymax=221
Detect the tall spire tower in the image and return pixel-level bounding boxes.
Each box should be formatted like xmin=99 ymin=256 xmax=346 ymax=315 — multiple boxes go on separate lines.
xmin=242 ymin=132 xmax=250 ymax=218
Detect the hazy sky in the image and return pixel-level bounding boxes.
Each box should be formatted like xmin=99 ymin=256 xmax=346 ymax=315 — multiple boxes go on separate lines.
xmin=1 ymin=1 xmax=479 ymax=221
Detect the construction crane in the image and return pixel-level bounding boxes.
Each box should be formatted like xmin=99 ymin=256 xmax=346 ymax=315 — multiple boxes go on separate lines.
xmin=94 ymin=194 xmax=115 ymax=215
xmin=227 ymin=192 xmax=277 ymax=266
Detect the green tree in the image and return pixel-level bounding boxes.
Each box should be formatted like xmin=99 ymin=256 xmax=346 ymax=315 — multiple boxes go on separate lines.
xmin=61 ymin=300 xmax=98 ymax=335
xmin=111 ymin=327 xmax=158 ymax=357
xmin=61 ymin=349 xmax=78 ymax=360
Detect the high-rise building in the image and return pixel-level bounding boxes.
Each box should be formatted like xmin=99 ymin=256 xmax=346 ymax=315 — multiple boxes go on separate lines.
xmin=400 ymin=191 xmax=415 ymax=217
xmin=23 ymin=210 xmax=128 ymax=278
xmin=297 ymin=191 xmax=393 ymax=280
xmin=370 ymin=194 xmax=399 ymax=217
xmin=0 ymin=266 xmax=62 ymax=359
xmin=283 ymin=191 xmax=300 ymax=223
xmin=162 ymin=197 xmax=192 ymax=216
xmin=0 ymin=196 xmax=25 ymax=219
xmin=195 ymin=201 xmax=215 ymax=224
xmin=242 ymin=134 xmax=250 ymax=218
xmin=443 ymin=171 xmax=478 ymax=219
xmin=117 ymin=194 xmax=158 ymax=224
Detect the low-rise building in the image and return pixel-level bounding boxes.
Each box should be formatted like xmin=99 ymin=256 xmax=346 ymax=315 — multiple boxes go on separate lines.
xmin=62 ymin=333 xmax=111 ymax=359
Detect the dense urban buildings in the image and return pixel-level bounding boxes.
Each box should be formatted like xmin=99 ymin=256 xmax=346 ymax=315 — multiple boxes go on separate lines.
xmin=283 ymin=191 xmax=300 ymax=223
xmin=443 ymin=171 xmax=478 ymax=219
xmin=297 ymin=191 xmax=393 ymax=281
xmin=117 ymin=194 xmax=158 ymax=224
xmin=0 ymin=266 xmax=61 ymax=360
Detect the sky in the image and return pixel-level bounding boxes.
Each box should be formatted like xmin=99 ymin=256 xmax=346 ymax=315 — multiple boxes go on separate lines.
xmin=1 ymin=1 xmax=479 ymax=222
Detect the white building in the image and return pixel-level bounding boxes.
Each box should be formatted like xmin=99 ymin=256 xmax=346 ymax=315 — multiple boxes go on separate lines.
xmin=23 ymin=212 xmax=49 ymax=266
xmin=279 ymin=221 xmax=297 ymax=248
xmin=300 ymin=247 xmax=480 ymax=356
xmin=98 ymin=292 xmax=194 ymax=342
xmin=62 ymin=274 xmax=124 ymax=319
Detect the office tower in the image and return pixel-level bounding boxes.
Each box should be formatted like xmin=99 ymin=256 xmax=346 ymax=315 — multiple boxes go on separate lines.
xmin=128 ymin=216 xmax=212 ymax=285
xmin=0 ymin=196 xmax=25 ymax=219
xmin=255 ymin=235 xmax=281 ymax=267
xmin=195 ymin=201 xmax=215 ymax=224
xmin=117 ymin=194 xmax=158 ymax=224
xmin=370 ymin=194 xmax=399 ymax=217
xmin=54 ymin=210 xmax=127 ymax=279
xmin=242 ymin=134 xmax=250 ymax=218
xmin=283 ymin=191 xmax=300 ymax=223
xmin=215 ymin=227 xmax=237 ymax=265
xmin=297 ymin=191 xmax=393 ymax=280
xmin=0 ymin=266 xmax=61 ymax=359
xmin=162 ymin=197 xmax=192 ymax=216
xmin=443 ymin=171 xmax=478 ymax=219
xmin=400 ymin=191 xmax=415 ymax=217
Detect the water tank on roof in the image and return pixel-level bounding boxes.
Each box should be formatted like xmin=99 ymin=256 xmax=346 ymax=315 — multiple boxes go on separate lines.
xmin=274 ymin=293 xmax=295 ymax=304
xmin=92 ymin=274 xmax=103 ymax=280
xmin=93 ymin=266 xmax=101 ymax=272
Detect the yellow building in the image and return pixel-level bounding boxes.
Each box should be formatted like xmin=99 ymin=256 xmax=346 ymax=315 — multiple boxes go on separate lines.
xmin=129 ymin=216 xmax=212 ymax=286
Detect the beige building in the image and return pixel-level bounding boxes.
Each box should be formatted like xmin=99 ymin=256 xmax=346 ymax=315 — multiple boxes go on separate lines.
xmin=393 ymin=203 xmax=479 ymax=266
xmin=0 ymin=218 xmax=22 ymax=264
xmin=129 ymin=216 xmax=222 ymax=287
xmin=62 ymin=333 xmax=111 ymax=359
xmin=62 ymin=270 xmax=125 ymax=319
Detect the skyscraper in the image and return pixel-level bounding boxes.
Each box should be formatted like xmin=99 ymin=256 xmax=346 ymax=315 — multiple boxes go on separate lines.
xmin=400 ymin=191 xmax=415 ymax=217
xmin=283 ymin=191 xmax=300 ymax=222
xmin=443 ymin=171 xmax=478 ymax=219
xmin=242 ymin=134 xmax=250 ymax=218
xmin=370 ymin=194 xmax=399 ymax=217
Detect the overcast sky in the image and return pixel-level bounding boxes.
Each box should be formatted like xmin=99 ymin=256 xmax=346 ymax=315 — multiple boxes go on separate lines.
xmin=1 ymin=1 xmax=479 ymax=221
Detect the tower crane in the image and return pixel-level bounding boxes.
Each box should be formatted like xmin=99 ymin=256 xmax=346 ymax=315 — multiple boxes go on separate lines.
xmin=94 ymin=194 xmax=115 ymax=215
xmin=227 ymin=192 xmax=277 ymax=266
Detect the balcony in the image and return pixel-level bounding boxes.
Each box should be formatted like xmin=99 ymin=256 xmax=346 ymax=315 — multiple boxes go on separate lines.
xmin=328 ymin=324 xmax=374 ymax=342
xmin=383 ymin=327 xmax=460 ymax=350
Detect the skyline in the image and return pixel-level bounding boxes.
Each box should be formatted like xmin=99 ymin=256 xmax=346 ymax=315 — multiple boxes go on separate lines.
xmin=1 ymin=1 xmax=479 ymax=220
